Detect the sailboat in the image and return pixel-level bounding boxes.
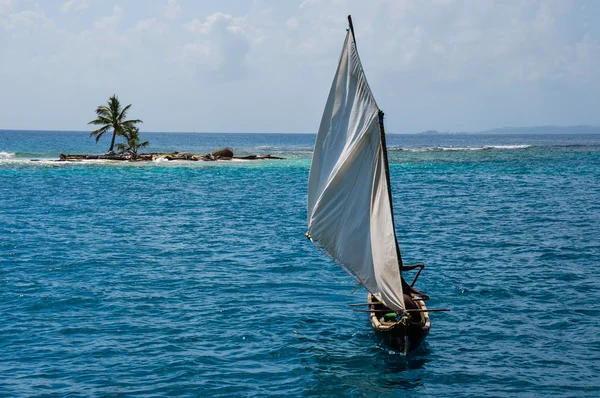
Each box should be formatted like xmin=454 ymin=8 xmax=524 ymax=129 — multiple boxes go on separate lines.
xmin=306 ymin=16 xmax=445 ymax=352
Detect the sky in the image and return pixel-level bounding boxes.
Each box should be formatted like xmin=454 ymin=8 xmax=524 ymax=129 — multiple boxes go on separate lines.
xmin=0 ymin=0 xmax=598 ymax=134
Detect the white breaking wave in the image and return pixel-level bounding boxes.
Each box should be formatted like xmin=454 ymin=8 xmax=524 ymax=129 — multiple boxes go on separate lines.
xmin=440 ymin=147 xmax=483 ymax=151
xmin=482 ymin=145 xmax=532 ymax=150
xmin=439 ymin=145 xmax=532 ymax=151
xmin=389 ymin=145 xmax=532 ymax=152
xmin=0 ymin=151 xmax=15 ymax=158
xmin=256 ymin=145 xmax=313 ymax=153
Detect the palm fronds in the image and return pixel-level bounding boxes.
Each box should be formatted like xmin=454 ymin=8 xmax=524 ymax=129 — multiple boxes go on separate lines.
xmin=116 ymin=126 xmax=150 ymax=158
xmin=88 ymin=94 xmax=144 ymax=153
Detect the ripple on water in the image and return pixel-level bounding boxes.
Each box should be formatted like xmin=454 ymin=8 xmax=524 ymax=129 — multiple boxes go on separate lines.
xmin=1 ymin=136 xmax=600 ymax=396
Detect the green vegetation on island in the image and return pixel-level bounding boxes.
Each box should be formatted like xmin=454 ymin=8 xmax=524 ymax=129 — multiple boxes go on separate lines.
xmin=88 ymin=94 xmax=144 ymax=155
xmin=57 ymin=94 xmax=284 ymax=162
xmin=115 ymin=126 xmax=149 ymax=160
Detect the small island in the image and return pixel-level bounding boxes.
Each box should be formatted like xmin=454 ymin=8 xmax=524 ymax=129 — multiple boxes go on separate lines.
xmin=58 ymin=149 xmax=284 ymax=162
xmin=56 ymin=94 xmax=284 ymax=162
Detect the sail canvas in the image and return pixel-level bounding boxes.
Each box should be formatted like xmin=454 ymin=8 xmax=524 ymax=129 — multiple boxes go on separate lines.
xmin=307 ymin=31 xmax=405 ymax=311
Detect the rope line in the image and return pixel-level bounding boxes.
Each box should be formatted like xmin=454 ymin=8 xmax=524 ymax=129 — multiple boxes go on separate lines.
xmin=306 ymin=232 xmax=363 ymax=287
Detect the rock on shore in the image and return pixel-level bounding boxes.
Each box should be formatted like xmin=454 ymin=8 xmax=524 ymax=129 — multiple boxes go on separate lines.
xmin=57 ymin=147 xmax=284 ymax=162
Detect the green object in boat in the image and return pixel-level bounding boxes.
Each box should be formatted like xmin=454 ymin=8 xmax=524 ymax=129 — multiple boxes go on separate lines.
xmin=383 ymin=313 xmax=397 ymax=321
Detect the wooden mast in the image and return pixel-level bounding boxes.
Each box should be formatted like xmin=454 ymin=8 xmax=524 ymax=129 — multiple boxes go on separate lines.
xmin=347 ymin=15 xmax=404 ymax=268
xmin=347 ymin=15 xmax=356 ymax=47
xmin=378 ymin=111 xmax=404 ymax=267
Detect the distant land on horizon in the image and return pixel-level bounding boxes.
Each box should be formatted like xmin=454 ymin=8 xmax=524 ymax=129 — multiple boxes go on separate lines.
xmin=414 ymin=125 xmax=600 ymax=135
xmin=1 ymin=125 xmax=600 ymax=135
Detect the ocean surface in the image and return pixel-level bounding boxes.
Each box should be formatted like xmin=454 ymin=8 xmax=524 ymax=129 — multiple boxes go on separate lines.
xmin=1 ymin=130 xmax=599 ymax=396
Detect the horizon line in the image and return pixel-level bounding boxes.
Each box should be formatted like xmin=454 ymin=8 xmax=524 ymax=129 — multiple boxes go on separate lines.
xmin=1 ymin=124 xmax=599 ymax=135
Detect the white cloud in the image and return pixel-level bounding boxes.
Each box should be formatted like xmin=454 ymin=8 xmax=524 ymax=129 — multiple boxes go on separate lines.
xmin=299 ymin=0 xmax=322 ymax=10
xmin=330 ymin=0 xmax=594 ymax=86
xmin=569 ymin=34 xmax=600 ymax=81
xmin=0 ymin=0 xmax=598 ymax=132
xmin=135 ymin=18 xmax=168 ymax=36
xmin=180 ymin=13 xmax=251 ymax=78
xmin=185 ymin=12 xmax=241 ymax=34
xmin=0 ymin=0 xmax=12 ymax=13
xmin=183 ymin=18 xmax=203 ymax=33
xmin=93 ymin=5 xmax=123 ymax=30
xmin=286 ymin=17 xmax=298 ymax=30
xmin=60 ymin=0 xmax=92 ymax=14
xmin=165 ymin=0 xmax=180 ymax=20
xmin=2 ymin=10 xmax=52 ymax=33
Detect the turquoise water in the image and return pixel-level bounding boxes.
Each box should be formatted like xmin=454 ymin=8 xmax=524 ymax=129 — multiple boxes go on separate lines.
xmin=1 ymin=130 xmax=599 ymax=396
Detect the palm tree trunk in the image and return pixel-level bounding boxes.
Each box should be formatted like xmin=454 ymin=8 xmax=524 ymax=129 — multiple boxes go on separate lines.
xmin=108 ymin=130 xmax=117 ymax=153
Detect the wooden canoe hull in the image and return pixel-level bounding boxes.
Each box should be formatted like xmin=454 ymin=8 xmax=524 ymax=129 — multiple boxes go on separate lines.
xmin=368 ymin=293 xmax=431 ymax=352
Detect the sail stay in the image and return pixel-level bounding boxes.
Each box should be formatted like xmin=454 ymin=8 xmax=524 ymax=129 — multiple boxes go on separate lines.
xmin=307 ymin=29 xmax=405 ymax=311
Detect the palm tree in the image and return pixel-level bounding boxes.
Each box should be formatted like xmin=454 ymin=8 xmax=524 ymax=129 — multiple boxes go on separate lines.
xmin=115 ymin=126 xmax=149 ymax=159
xmin=88 ymin=94 xmax=143 ymax=154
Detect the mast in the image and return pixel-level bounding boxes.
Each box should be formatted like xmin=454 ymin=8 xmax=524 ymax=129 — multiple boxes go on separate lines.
xmin=348 ymin=15 xmax=402 ymax=267
xmin=378 ymin=111 xmax=404 ymax=267
xmin=348 ymin=15 xmax=404 ymax=268
xmin=347 ymin=15 xmax=357 ymax=48
xmin=307 ymin=15 xmax=408 ymax=311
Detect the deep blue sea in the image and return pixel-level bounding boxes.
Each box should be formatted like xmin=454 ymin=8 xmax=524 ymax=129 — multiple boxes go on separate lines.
xmin=1 ymin=130 xmax=599 ymax=396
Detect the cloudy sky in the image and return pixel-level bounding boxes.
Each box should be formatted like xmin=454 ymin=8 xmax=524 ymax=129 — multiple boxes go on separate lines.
xmin=0 ymin=0 xmax=598 ymax=133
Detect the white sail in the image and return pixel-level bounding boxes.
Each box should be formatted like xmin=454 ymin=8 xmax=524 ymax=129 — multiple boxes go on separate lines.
xmin=307 ymin=31 xmax=405 ymax=311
